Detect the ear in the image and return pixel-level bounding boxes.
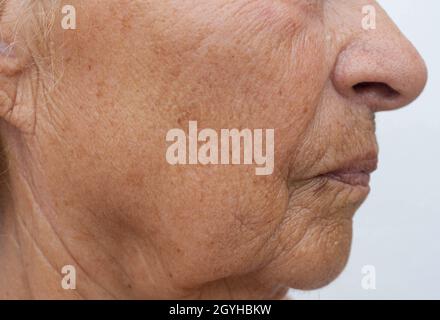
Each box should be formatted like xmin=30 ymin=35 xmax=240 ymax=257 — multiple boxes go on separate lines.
xmin=0 ymin=10 xmax=36 ymax=134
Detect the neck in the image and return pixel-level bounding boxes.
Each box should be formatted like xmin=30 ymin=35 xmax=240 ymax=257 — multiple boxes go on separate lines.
xmin=0 ymin=166 xmax=182 ymax=299
xmin=0 ymin=166 xmax=91 ymax=299
xmin=0 ymin=158 xmax=166 ymax=298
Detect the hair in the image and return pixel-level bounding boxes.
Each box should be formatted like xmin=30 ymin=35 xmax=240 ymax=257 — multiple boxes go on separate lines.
xmin=0 ymin=0 xmax=60 ymax=73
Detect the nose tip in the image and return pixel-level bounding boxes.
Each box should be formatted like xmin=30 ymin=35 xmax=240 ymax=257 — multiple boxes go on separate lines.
xmin=332 ymin=27 xmax=428 ymax=112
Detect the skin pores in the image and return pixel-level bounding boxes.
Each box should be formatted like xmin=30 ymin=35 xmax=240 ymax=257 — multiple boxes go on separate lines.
xmin=0 ymin=0 xmax=427 ymax=299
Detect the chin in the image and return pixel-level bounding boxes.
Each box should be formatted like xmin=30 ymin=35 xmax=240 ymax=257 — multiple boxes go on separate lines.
xmin=287 ymin=220 xmax=353 ymax=291
xmin=258 ymin=204 xmax=355 ymax=292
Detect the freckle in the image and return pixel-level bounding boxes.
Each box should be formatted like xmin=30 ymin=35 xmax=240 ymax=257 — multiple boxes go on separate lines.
xmin=96 ymin=80 xmax=105 ymax=98
xmin=177 ymin=111 xmax=190 ymax=127
xmin=121 ymin=14 xmax=132 ymax=31
xmin=170 ymin=66 xmax=181 ymax=78
xmin=88 ymin=65 xmax=92 ymax=71
xmin=125 ymin=172 xmax=144 ymax=188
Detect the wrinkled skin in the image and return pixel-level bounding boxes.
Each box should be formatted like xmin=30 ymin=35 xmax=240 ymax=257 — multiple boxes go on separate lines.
xmin=0 ymin=0 xmax=427 ymax=299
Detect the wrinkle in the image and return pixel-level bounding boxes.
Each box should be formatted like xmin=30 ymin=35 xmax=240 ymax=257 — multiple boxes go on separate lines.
xmin=13 ymin=168 xmax=118 ymax=299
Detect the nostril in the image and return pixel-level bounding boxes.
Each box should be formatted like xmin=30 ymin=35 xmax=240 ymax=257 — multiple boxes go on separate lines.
xmin=353 ymin=82 xmax=400 ymax=99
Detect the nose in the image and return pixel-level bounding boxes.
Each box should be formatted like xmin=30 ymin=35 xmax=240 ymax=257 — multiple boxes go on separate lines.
xmin=332 ymin=6 xmax=428 ymax=112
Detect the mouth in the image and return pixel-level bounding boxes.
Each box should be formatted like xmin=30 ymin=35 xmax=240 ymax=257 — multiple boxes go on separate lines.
xmin=321 ymin=157 xmax=378 ymax=188
xmin=286 ymin=152 xmax=378 ymax=220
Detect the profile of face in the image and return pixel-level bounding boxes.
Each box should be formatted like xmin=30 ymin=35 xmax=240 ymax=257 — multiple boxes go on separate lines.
xmin=0 ymin=1 xmax=427 ymax=299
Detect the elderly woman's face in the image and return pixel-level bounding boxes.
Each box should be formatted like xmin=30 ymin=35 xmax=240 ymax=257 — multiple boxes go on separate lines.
xmin=1 ymin=0 xmax=426 ymax=298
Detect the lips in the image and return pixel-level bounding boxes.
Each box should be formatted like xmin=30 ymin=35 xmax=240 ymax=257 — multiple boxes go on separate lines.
xmin=325 ymin=171 xmax=371 ymax=187
xmin=322 ymin=157 xmax=378 ymax=187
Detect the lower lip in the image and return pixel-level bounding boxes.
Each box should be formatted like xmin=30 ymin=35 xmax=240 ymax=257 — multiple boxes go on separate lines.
xmin=324 ymin=172 xmax=371 ymax=187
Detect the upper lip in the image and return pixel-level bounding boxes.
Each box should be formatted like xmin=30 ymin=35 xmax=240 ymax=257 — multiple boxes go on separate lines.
xmin=317 ymin=151 xmax=378 ymax=188
xmin=325 ymin=154 xmax=378 ymax=176
xmin=289 ymin=150 xmax=379 ymax=184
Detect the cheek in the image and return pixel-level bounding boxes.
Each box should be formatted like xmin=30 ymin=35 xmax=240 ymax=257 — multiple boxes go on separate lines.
xmin=149 ymin=1 xmax=329 ymax=167
xmin=136 ymin=1 xmax=330 ymax=283
xmin=148 ymin=166 xmax=289 ymax=285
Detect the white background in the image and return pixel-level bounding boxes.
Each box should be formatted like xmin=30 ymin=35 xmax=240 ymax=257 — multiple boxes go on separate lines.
xmin=291 ymin=0 xmax=440 ymax=299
